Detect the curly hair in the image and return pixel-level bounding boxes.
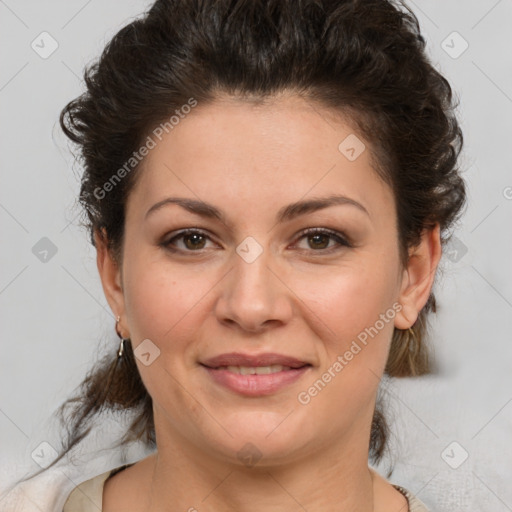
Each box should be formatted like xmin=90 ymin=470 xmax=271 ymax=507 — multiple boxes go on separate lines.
xmin=17 ymin=0 xmax=466 ymax=484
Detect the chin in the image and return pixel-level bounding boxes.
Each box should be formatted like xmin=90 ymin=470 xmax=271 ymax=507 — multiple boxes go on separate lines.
xmin=201 ymin=414 xmax=310 ymax=464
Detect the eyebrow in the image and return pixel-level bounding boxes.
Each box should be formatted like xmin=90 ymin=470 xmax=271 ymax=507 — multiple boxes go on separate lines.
xmin=144 ymin=194 xmax=370 ymax=224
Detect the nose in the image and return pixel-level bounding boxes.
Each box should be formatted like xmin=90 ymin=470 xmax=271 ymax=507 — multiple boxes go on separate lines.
xmin=214 ymin=245 xmax=294 ymax=334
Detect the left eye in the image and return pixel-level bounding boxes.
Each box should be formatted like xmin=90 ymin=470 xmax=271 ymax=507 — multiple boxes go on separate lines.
xmin=294 ymin=228 xmax=351 ymax=252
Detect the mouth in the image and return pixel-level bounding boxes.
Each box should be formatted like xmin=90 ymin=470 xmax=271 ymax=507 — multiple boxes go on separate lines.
xmin=200 ymin=351 xmax=311 ymax=369
xmin=199 ymin=352 xmax=312 ymax=396
xmin=207 ymin=364 xmax=306 ymax=375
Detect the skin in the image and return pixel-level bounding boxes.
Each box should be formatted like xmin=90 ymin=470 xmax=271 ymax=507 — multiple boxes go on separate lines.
xmin=96 ymin=93 xmax=441 ymax=511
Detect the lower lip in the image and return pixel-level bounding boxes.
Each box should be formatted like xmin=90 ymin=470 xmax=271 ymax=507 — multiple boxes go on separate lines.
xmin=202 ymin=365 xmax=311 ymax=396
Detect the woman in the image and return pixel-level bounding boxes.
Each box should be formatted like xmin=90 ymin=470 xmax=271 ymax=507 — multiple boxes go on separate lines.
xmin=6 ymin=0 xmax=466 ymax=510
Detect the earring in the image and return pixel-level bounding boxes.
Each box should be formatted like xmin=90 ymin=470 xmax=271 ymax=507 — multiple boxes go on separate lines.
xmin=115 ymin=315 xmax=127 ymax=358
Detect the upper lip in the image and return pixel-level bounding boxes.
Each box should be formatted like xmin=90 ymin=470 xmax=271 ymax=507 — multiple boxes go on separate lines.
xmin=201 ymin=352 xmax=311 ymax=369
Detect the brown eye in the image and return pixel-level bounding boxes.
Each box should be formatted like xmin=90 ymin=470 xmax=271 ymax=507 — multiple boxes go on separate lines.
xmin=307 ymin=233 xmax=330 ymax=250
xmin=163 ymin=229 xmax=214 ymax=252
xmin=182 ymin=232 xmax=207 ymax=250
xmin=295 ymin=228 xmax=352 ymax=252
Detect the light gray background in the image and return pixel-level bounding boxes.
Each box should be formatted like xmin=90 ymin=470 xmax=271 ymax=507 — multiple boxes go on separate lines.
xmin=1 ymin=1 xmax=511 ymax=511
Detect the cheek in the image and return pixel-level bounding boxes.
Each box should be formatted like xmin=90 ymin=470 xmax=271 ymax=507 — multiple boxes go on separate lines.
xmin=122 ymin=251 xmax=211 ymax=346
xmin=298 ymin=261 xmax=398 ymax=334
xmin=121 ymin=261 xmax=242 ymax=422
xmin=121 ymin=256 xmax=211 ymax=407
xmin=290 ymin=264 xmax=399 ymax=423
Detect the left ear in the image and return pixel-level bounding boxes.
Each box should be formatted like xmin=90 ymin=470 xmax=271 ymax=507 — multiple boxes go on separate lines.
xmin=394 ymin=223 xmax=442 ymax=330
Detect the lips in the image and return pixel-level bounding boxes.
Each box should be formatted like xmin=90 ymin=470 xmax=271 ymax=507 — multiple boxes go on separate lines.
xmin=200 ymin=352 xmax=312 ymax=396
xmin=200 ymin=352 xmax=311 ymax=369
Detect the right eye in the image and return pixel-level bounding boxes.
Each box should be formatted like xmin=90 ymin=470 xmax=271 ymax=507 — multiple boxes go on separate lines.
xmin=162 ymin=229 xmax=217 ymax=252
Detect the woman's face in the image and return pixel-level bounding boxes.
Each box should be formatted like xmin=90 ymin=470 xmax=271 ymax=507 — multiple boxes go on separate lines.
xmin=100 ymin=94 xmax=438 ymax=466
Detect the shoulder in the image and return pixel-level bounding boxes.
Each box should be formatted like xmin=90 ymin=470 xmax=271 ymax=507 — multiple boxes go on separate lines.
xmin=62 ymin=464 xmax=134 ymax=512
xmin=392 ymin=484 xmax=431 ymax=512
xmin=369 ymin=467 xmax=431 ymax=512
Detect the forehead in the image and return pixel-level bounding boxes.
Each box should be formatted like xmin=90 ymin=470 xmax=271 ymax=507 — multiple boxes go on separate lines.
xmin=126 ymin=95 xmax=393 ymax=223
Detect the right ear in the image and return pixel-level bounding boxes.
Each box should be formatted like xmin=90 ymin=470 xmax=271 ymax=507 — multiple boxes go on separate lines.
xmin=94 ymin=228 xmax=129 ymax=338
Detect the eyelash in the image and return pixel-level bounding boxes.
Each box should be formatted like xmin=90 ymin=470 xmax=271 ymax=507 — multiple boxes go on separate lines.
xmin=161 ymin=227 xmax=352 ymax=255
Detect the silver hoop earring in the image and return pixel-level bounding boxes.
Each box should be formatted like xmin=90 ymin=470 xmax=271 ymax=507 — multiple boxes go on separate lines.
xmin=115 ymin=315 xmax=127 ymax=358
xmin=117 ymin=338 xmax=125 ymax=358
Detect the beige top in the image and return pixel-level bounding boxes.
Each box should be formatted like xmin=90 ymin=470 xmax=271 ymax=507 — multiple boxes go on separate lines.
xmin=63 ymin=464 xmax=430 ymax=511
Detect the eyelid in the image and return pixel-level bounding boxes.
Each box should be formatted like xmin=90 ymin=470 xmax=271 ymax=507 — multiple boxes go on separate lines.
xmin=293 ymin=227 xmax=353 ymax=251
xmin=163 ymin=228 xmax=219 ymax=250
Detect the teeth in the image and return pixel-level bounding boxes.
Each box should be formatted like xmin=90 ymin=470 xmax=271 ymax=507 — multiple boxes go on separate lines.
xmin=222 ymin=365 xmax=291 ymax=374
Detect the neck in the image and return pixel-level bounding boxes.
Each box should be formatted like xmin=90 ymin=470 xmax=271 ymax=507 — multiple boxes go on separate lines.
xmin=143 ymin=418 xmax=375 ymax=512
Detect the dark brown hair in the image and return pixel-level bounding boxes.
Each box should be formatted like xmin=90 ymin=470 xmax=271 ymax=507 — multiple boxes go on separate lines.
xmin=17 ymin=0 xmax=466 ymax=484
